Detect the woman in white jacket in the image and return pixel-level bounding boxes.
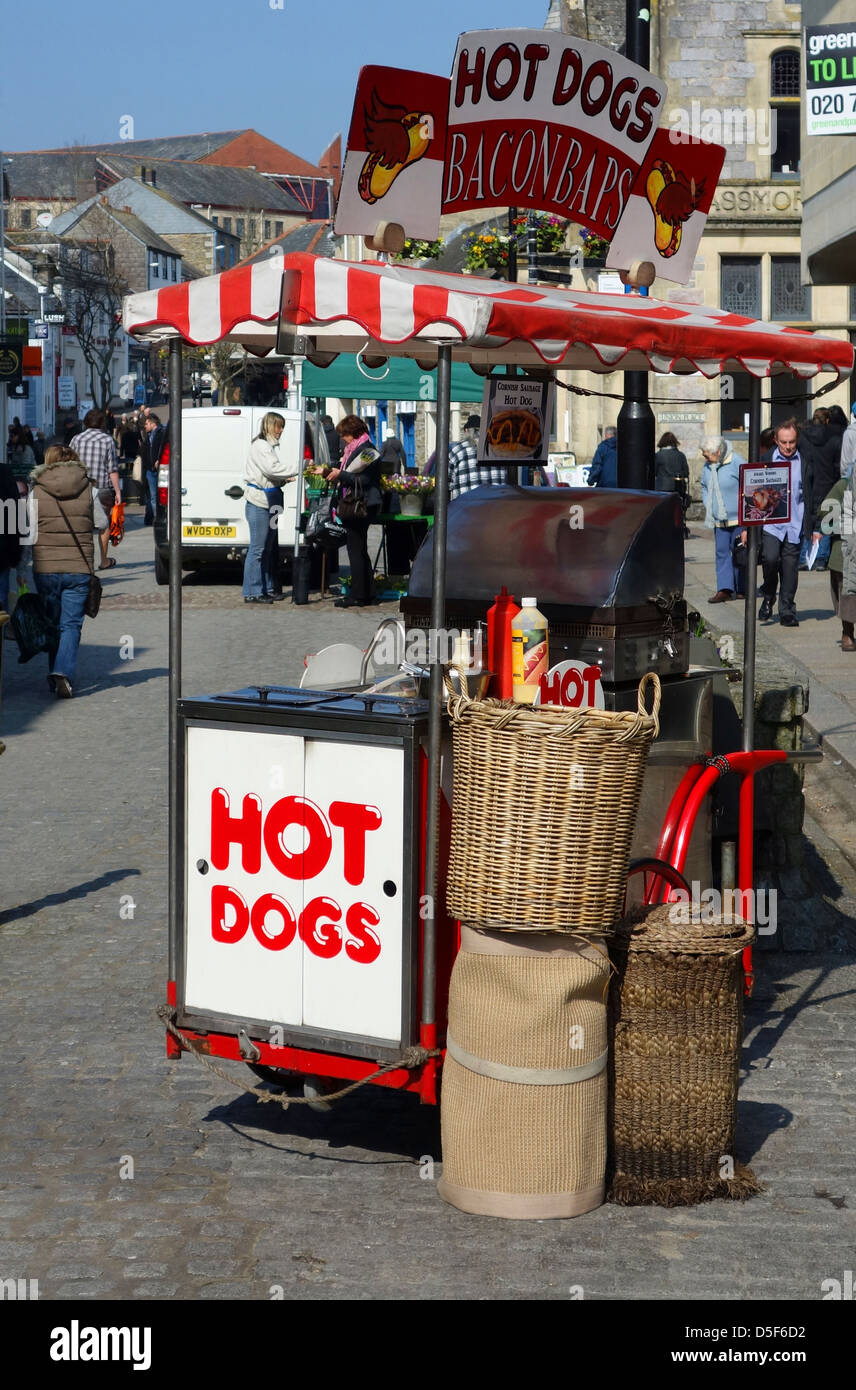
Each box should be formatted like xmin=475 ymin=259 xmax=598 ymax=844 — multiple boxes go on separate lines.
xmin=242 ymin=412 xmax=298 ymax=603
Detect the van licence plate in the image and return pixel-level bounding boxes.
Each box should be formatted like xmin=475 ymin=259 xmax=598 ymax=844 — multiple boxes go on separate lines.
xmin=183 ymin=524 xmax=237 ymax=539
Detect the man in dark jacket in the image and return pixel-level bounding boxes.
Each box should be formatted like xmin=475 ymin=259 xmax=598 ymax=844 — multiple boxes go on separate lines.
xmin=759 ymin=418 xmax=821 ymax=626
xmin=798 ymin=410 xmax=835 ymax=570
xmin=140 ymin=413 xmax=166 ymax=525
xmin=588 ymin=426 xmax=617 ymax=487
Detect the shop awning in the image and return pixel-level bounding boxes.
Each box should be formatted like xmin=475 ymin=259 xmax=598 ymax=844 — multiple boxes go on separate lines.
xmin=302 ymin=353 xmax=496 ymax=402
xmin=123 ymin=252 xmax=854 ymax=382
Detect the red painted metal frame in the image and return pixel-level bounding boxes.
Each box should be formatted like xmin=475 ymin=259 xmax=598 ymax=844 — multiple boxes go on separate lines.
xmin=174 ymin=1026 xmax=440 ymax=1103
xmin=654 ymin=749 xmax=788 ymax=996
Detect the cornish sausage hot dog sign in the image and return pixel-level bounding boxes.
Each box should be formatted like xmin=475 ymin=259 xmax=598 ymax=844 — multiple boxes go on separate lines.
xmin=478 ymin=376 xmax=555 ymax=465
xmin=183 ymin=725 xmax=406 ymax=1043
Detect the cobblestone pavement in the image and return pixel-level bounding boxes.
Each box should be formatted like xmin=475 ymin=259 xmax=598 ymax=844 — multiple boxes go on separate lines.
xmin=1 ymin=515 xmax=854 ymax=1302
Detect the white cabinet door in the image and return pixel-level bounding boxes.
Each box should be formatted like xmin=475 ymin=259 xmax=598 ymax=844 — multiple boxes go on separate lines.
xmin=184 ymin=724 xmax=305 ymax=1027
xmin=300 ymin=739 xmax=405 ymax=1043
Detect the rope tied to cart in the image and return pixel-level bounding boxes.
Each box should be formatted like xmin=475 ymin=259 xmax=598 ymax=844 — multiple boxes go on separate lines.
xmin=156 ymin=1005 xmax=442 ymax=1110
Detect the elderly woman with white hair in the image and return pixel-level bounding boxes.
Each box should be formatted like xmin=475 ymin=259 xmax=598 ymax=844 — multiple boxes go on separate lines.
xmin=700 ymin=435 xmax=746 ymax=602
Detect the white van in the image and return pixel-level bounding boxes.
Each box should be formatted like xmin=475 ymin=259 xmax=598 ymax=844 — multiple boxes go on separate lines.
xmin=153 ymin=406 xmax=329 ymax=584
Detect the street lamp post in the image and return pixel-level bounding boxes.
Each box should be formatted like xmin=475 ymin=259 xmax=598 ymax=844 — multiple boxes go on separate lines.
xmin=0 ymin=152 xmax=9 ymax=460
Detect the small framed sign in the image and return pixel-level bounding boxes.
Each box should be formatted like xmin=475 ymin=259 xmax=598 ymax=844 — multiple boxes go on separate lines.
xmin=738 ymin=463 xmax=791 ymax=525
xmin=478 ymin=376 xmax=555 ymax=465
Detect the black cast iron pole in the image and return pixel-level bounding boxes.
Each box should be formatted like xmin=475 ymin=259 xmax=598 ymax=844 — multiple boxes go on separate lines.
xmin=167 ymin=338 xmax=183 ymax=980
xmin=618 ymin=0 xmax=655 ymax=490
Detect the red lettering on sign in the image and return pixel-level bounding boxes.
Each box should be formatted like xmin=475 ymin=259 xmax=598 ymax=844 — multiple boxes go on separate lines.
xmin=211 ymin=884 xmax=250 ymax=943
xmin=580 ymin=58 xmax=612 ymax=117
xmin=609 ymin=75 xmax=638 ymax=131
xmin=538 ymin=664 xmax=603 ymax=708
xmin=250 ymin=893 xmax=297 ymax=952
xmin=300 ymin=895 xmax=343 ymax=959
xmin=522 ymin=43 xmax=549 ymax=101
xmin=210 ymin=788 xmax=262 ymax=874
xmin=486 ymin=42 xmax=521 ymax=102
xmin=344 ymin=902 xmax=382 ymax=966
xmin=627 ymin=85 xmax=660 ymax=143
xmin=329 ymin=801 xmax=382 ymax=886
xmin=263 ymin=795 xmax=332 ymax=880
xmin=553 ymin=47 xmax=583 ymax=105
xmin=455 ymin=46 xmax=486 ymax=106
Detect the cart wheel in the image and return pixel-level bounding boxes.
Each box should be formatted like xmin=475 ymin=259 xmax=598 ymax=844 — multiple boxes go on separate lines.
xmin=248 ymin=1064 xmax=299 ymax=1090
xmin=303 ymin=1076 xmax=337 ymax=1113
xmin=154 ymin=549 xmax=169 ymax=586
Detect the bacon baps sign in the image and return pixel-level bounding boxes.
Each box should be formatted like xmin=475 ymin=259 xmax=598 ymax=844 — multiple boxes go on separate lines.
xmin=335 ymin=66 xmax=450 ymax=241
xmin=606 ymin=129 xmax=725 ymax=285
xmin=444 ymin=30 xmax=666 ymax=239
xmin=183 ymin=726 xmax=406 ymax=1042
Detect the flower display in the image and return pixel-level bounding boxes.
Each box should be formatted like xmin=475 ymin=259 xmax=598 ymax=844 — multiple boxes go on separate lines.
xmin=381 ymin=473 xmax=435 ymax=494
xmin=578 ymin=227 xmax=611 ymax=261
xmin=512 ymin=213 xmax=569 ymax=253
xmin=394 ymin=238 xmax=445 ymax=262
xmin=463 ymin=228 xmax=512 ymax=272
xmin=303 ymin=465 xmax=330 ymax=494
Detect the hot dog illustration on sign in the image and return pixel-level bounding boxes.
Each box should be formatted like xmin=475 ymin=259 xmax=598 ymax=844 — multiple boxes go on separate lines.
xmin=359 ymin=90 xmax=434 ymax=205
xmin=645 ymin=159 xmax=706 ymax=259
xmin=334 ymin=65 xmax=450 ymax=240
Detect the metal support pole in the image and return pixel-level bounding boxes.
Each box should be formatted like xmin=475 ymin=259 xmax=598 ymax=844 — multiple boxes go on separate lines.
xmin=527 ymin=212 xmax=537 ymax=286
xmin=742 ymin=375 xmax=762 ymax=753
xmin=167 ymin=338 xmax=183 ymax=979
xmin=620 ymin=2 xmax=654 ymax=491
xmin=421 ymin=343 xmax=452 ymax=1029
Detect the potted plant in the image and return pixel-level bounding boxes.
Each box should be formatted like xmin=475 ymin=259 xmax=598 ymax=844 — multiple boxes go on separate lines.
xmin=393 ymin=237 xmax=445 ymax=263
xmin=512 ymin=212 xmax=569 ymax=255
xmin=578 ymin=228 xmax=611 ymax=267
xmin=303 ymin=465 xmax=330 ymax=500
xmin=381 ymin=473 xmax=435 ymax=516
xmin=463 ymin=229 xmax=512 ymax=274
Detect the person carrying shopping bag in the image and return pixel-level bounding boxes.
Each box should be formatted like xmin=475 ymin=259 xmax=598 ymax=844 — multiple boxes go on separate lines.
xmin=242 ymin=412 xmax=298 ymax=604
xmin=700 ymin=435 xmax=746 ymax=602
xmin=31 ymin=445 xmax=95 ymax=699
xmin=326 ymin=416 xmax=382 ymax=608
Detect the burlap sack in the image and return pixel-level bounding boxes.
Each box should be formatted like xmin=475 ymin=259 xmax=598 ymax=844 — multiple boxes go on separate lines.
xmin=438 ymin=927 xmax=611 ymax=1219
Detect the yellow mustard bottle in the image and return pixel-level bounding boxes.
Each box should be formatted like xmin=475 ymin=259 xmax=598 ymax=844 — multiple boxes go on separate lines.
xmin=511 ymin=597 xmax=549 ymax=704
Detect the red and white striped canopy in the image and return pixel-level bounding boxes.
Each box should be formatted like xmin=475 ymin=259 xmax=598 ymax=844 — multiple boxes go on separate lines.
xmin=124 ymin=252 xmax=854 ymax=381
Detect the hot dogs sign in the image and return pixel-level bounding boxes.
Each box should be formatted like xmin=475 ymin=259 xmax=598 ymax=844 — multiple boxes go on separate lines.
xmin=183 ymin=726 xmax=407 ymax=1043
xmin=335 ymin=29 xmax=724 ymax=285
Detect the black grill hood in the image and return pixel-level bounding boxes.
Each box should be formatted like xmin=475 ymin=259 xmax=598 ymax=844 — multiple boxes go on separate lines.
xmin=405 ymin=486 xmax=684 ymax=622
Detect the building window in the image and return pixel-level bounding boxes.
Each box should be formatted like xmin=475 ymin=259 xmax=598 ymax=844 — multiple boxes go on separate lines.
xmin=275 ymin=221 xmax=283 ymax=237
xmin=161 ymin=253 xmax=168 ymax=278
xmin=770 ymin=49 xmax=800 ymax=177
xmin=264 ymin=220 xmax=271 ymax=240
xmin=849 ymin=285 xmax=856 ymax=321
xmin=222 ymin=217 xmax=231 ymax=233
xmin=771 ymin=256 xmax=810 ymax=320
xmin=721 ymin=257 xmax=762 ymax=318
xmin=19 ymin=208 xmax=32 ymax=228
xmin=771 ymin=50 xmax=800 ymax=98
xmin=211 ymin=214 xmax=219 ymax=226
xmin=248 ymin=219 xmax=256 ymax=239
xmin=236 ymin=218 xmax=244 ymax=236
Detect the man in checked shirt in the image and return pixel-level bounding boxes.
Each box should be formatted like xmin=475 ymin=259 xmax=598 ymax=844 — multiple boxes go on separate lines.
xmin=448 ymin=416 xmax=508 ymax=500
xmin=73 ymin=410 xmax=122 ymax=570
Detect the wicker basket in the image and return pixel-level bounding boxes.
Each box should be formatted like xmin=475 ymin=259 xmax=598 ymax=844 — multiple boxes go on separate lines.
xmin=608 ymin=905 xmax=762 ymax=1206
xmin=445 ymin=671 xmax=661 ymax=933
xmin=438 ymin=926 xmax=611 ymax=1219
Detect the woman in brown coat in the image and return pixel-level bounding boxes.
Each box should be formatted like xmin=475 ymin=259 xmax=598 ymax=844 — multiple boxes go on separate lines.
xmin=31 ymin=445 xmax=95 ymax=698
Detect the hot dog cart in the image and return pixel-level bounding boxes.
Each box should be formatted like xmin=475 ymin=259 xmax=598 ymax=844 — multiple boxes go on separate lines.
xmin=123 ymin=251 xmax=853 ymax=1106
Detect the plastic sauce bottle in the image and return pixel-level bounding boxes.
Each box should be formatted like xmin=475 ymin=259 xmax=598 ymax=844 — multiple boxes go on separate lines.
xmin=486 ymin=587 xmax=519 ymax=699
xmin=511 ymin=598 xmax=549 ymax=705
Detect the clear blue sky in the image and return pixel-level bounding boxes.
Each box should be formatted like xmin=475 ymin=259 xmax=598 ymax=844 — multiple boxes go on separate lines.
xmin=2 ymin=0 xmax=550 ymax=163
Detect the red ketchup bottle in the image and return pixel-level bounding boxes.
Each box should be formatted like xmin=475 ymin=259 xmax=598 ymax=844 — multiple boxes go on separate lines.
xmin=486 ymin=587 xmax=520 ymax=699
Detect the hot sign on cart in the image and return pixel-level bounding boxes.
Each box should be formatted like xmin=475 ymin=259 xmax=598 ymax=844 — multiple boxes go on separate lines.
xmin=183 ymin=725 xmax=408 ymax=1045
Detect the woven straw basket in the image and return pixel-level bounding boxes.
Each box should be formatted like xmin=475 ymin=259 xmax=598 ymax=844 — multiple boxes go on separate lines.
xmin=445 ymin=671 xmax=661 ymax=933
xmin=438 ymin=927 xmax=611 ymax=1219
xmin=608 ymin=905 xmax=762 ymax=1206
